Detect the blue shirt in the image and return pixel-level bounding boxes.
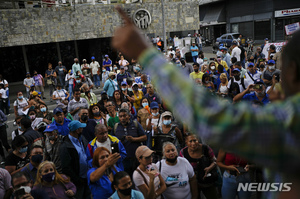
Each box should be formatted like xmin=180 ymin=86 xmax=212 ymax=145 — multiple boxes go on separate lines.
xmin=68 ymin=134 xmax=88 ymax=178
xmin=103 ymin=59 xmax=112 ymax=71
xmin=52 ymin=118 xmax=71 ymax=136
xmin=109 ymin=190 xmax=144 ymax=199
xmin=190 ymin=46 xmax=199 ymax=57
xmin=242 ymin=92 xmax=270 ymax=105
xmin=88 ymin=166 xmax=121 ymax=199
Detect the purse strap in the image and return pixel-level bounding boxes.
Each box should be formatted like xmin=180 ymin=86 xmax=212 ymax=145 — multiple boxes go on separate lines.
xmin=135 ymin=168 xmax=149 ymax=187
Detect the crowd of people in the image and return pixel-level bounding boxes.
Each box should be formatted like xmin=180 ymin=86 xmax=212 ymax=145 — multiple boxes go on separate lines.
xmin=0 ymin=8 xmax=295 ymax=199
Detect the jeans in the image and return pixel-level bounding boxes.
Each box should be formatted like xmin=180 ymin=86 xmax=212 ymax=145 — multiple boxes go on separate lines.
xmin=58 ymin=75 xmax=65 ymax=87
xmin=241 ymin=58 xmax=246 ymax=68
xmin=49 ymin=84 xmax=55 ymax=100
xmin=0 ymin=124 xmax=11 ymax=158
xmin=93 ymin=74 xmax=100 ymax=88
xmin=221 ymin=170 xmax=252 ymax=199
xmin=0 ymin=99 xmax=9 ymax=115
xmin=68 ymin=84 xmax=73 ymax=101
xmin=192 ymin=56 xmax=198 ymax=63
xmin=198 ymin=43 xmax=202 ymax=51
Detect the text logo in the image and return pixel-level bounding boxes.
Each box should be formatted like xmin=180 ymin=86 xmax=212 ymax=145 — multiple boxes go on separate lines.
xmin=237 ymin=183 xmax=292 ymax=192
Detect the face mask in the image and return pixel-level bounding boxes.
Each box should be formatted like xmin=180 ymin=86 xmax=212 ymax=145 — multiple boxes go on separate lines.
xmin=152 ymin=112 xmax=159 ymax=116
xmin=40 ymin=107 xmax=47 ymax=112
xmin=57 ymin=89 xmax=61 ymax=92
xmin=81 ymin=115 xmax=88 ymax=122
xmin=166 ymin=156 xmax=178 ymax=163
xmin=31 ymin=154 xmax=43 ymax=163
xmin=204 ymin=61 xmax=208 ymax=65
xmin=138 ymin=89 xmax=142 ymax=92
xmin=205 ymin=81 xmax=209 ymax=84
xmin=142 ymin=102 xmax=149 ymax=108
xmin=133 ymin=87 xmax=138 ymax=91
xmin=18 ymin=96 xmax=23 ymax=100
xmin=76 ymin=80 xmax=81 ymax=83
xmin=94 ymin=112 xmax=100 ymax=116
xmin=18 ymin=126 xmax=23 ymax=130
xmin=42 ymin=172 xmax=55 ymax=182
xmin=114 ymin=67 xmax=118 ymax=70
xmin=118 ymin=187 xmax=132 ymax=196
xmin=102 ymin=70 xmax=106 ymax=72
xmin=255 ymin=90 xmax=265 ymax=97
xmin=269 ymin=65 xmax=275 ymax=70
xmin=260 ymin=65 xmax=265 ymax=68
xmin=26 ymin=75 xmax=30 ymax=78
xmin=18 ymin=186 xmax=31 ymax=194
xmin=122 ymin=88 xmax=127 ymax=91
xmin=211 ymin=66 xmax=216 ymax=70
xmin=29 ymin=115 xmax=36 ymax=120
xmin=176 ymin=64 xmax=181 ymax=67
xmin=163 ymin=120 xmax=171 ymax=125
xmin=19 ymin=146 xmax=28 ymax=153
xmin=249 ymin=59 xmax=254 ymax=62
xmin=194 ymin=69 xmax=199 ymax=72
xmin=217 ymin=58 xmax=221 ymax=62
xmin=34 ymin=73 xmax=37 ymax=76
xmin=234 ymin=75 xmax=240 ymax=80
xmin=128 ymin=88 xmax=133 ymax=92
xmin=48 ymin=135 xmax=56 ymax=141
xmin=59 ymin=63 xmax=62 ymax=66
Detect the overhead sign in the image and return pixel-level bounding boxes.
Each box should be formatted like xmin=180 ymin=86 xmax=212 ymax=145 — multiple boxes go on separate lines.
xmin=285 ymin=22 xmax=300 ymax=35
xmin=133 ymin=9 xmax=151 ymax=29
xmin=275 ymin=8 xmax=300 ymax=18
xmin=262 ymin=42 xmax=287 ymax=60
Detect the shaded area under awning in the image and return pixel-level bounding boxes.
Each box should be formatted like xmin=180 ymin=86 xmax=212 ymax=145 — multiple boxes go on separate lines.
xmin=200 ymin=4 xmax=226 ymax=26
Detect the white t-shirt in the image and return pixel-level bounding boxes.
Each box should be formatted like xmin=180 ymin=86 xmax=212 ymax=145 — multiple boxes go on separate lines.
xmin=13 ymin=99 xmax=29 ymax=116
xmin=133 ymin=163 xmax=161 ymax=199
xmin=0 ymin=80 xmax=8 ymax=91
xmin=90 ymin=61 xmax=100 ymax=74
xmin=11 ymin=129 xmax=24 ymax=141
xmin=196 ymin=58 xmax=203 ymax=66
xmin=245 ymin=71 xmax=262 ymax=84
xmin=156 ymin=157 xmax=194 ymax=199
xmin=65 ymin=74 xmax=75 ymax=85
xmin=227 ymin=78 xmax=250 ymax=93
xmin=119 ymin=60 xmax=129 ymax=70
xmin=0 ymin=89 xmax=7 ymax=99
xmin=96 ymin=138 xmax=111 ymax=153
xmin=232 ymin=46 xmax=241 ymax=62
xmin=53 ymin=89 xmax=67 ymax=104
xmin=23 ymin=78 xmax=35 ymax=92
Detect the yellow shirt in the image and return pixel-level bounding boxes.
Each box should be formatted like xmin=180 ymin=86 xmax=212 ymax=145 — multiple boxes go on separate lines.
xmin=133 ymin=90 xmax=144 ymax=110
xmin=215 ymin=60 xmax=228 ymax=71
xmin=189 ymin=71 xmax=204 ymax=80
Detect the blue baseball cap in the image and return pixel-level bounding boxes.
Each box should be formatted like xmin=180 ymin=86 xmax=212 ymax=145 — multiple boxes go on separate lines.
xmin=105 ymin=54 xmax=109 ymax=57
xmin=150 ymin=102 xmax=159 ymax=109
xmin=248 ymin=63 xmax=254 ymax=67
xmin=267 ymin=60 xmax=275 ymax=65
xmin=53 ymin=107 xmax=63 ymax=115
xmin=44 ymin=123 xmax=58 ymax=132
xmin=121 ymin=81 xmax=127 ymax=86
xmin=264 ymin=38 xmax=268 ymax=41
xmin=91 ymin=56 xmax=95 ymax=60
xmin=68 ymin=120 xmax=87 ymax=131
xmin=232 ymin=68 xmax=240 ymax=72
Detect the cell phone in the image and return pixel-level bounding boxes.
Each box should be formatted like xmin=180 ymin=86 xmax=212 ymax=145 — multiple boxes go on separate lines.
xmin=209 ymin=58 xmax=215 ymax=61
xmin=111 ymin=143 xmax=119 ymax=154
xmin=15 ymin=188 xmax=26 ymax=199
xmin=254 ymin=84 xmax=263 ymax=90
xmin=237 ymin=167 xmax=247 ymax=174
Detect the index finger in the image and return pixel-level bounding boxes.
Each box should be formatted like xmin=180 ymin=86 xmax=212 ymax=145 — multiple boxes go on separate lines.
xmin=115 ymin=6 xmax=133 ymax=25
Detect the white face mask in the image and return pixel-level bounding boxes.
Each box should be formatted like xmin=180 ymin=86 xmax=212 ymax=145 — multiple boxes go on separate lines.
xmin=269 ymin=65 xmax=275 ymax=70
xmin=211 ymin=66 xmax=216 ymax=70
xmin=19 ymin=186 xmax=31 ymax=194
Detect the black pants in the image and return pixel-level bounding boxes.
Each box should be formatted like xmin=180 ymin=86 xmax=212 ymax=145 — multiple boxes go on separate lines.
xmin=0 ymin=99 xmax=9 ymax=115
xmin=0 ymin=124 xmax=11 ymax=158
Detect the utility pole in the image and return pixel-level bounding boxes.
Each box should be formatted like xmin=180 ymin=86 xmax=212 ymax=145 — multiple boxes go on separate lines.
xmin=161 ymin=0 xmax=167 ymax=52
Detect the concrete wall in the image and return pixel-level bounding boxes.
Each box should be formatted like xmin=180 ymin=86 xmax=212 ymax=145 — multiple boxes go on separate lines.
xmin=0 ymin=1 xmax=199 ymax=47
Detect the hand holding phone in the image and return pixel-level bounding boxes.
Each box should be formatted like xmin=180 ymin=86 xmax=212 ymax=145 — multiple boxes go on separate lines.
xmin=111 ymin=143 xmax=119 ymax=154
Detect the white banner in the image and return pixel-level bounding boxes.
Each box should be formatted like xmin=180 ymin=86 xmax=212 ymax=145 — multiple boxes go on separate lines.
xmin=285 ymin=23 xmax=300 ymax=35
xmin=275 ymin=8 xmax=300 ymax=18
xmin=262 ymin=42 xmax=287 ymax=60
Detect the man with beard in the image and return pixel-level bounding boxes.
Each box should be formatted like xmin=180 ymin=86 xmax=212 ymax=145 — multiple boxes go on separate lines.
xmin=72 ymin=58 xmax=82 ymax=75
xmin=233 ymin=79 xmax=269 ymax=105
xmin=52 ymin=107 xmax=71 ymax=136
xmin=112 ymin=108 xmax=146 ymax=177
xmin=60 ymin=120 xmax=91 ymax=199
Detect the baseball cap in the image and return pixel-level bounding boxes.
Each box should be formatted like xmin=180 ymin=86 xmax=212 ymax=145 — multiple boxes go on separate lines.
xmin=108 ymin=72 xmax=116 ymax=77
xmin=232 ymin=68 xmax=240 ymax=72
xmin=264 ymin=38 xmax=268 ymax=41
xmin=263 ymin=74 xmax=272 ymax=81
xmin=232 ymin=40 xmax=238 ymax=46
xmin=267 ymin=60 xmax=275 ymax=65
xmin=26 ymin=72 xmax=30 ymax=74
xmin=248 ymin=63 xmax=254 ymax=67
xmin=101 ymin=91 xmax=107 ymax=95
xmin=161 ymin=111 xmax=172 ymax=118
xmin=32 ymin=91 xmax=38 ymax=96
xmin=121 ymin=81 xmax=127 ymax=86
xmin=105 ymin=55 xmax=109 ymax=57
xmin=68 ymin=120 xmax=87 ymax=132
xmin=150 ymin=102 xmax=159 ymax=109
xmin=53 ymin=107 xmax=63 ymax=115
xmin=91 ymin=56 xmax=95 ymax=60
xmin=254 ymin=79 xmax=265 ymax=85
xmin=135 ymin=146 xmax=154 ymax=159
xmin=82 ymin=59 xmax=87 ymax=62
xmin=132 ymin=82 xmax=138 ymax=87
xmin=44 ymin=123 xmax=58 ymax=132
xmin=217 ymin=55 xmax=221 ymax=58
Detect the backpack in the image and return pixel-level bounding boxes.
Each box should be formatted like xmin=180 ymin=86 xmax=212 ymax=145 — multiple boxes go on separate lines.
xmin=229 ymin=77 xmax=245 ymax=92
xmin=238 ymin=46 xmax=245 ymax=60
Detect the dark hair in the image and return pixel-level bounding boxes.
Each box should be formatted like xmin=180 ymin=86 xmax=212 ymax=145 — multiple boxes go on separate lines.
xmin=231 ymin=57 xmax=237 ymax=65
xmin=113 ymin=171 xmax=130 ymax=187
xmin=140 ymin=97 xmax=150 ymax=108
xmin=119 ymin=108 xmax=129 ymax=116
xmin=20 ymin=117 xmax=32 ymax=129
xmin=29 ymin=145 xmax=43 ymax=155
xmin=11 ymin=172 xmax=31 ymax=187
xmin=73 ymin=88 xmax=80 ymax=94
xmin=12 ymin=135 xmax=27 ymax=150
xmin=0 ymin=84 xmax=4 ymax=89
xmin=15 ymin=115 xmax=25 ymax=122
xmin=270 ymin=45 xmax=276 ymax=50
xmin=107 ymin=100 xmax=115 ymax=106
xmin=202 ymin=73 xmax=210 ymax=83
xmin=218 ymin=65 xmax=224 ymax=73
xmin=88 ymin=103 xmax=101 ymax=119
xmin=234 ymin=61 xmax=241 ymax=67
xmin=193 ymin=63 xmax=200 ymax=67
xmin=112 ymin=90 xmax=123 ymax=104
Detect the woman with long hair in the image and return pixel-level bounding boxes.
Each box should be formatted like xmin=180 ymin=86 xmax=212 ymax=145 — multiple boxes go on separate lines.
xmin=137 ymin=97 xmax=151 ymax=130
xmin=33 ymin=161 xmax=76 ymax=199
xmin=112 ymin=90 xmax=123 ymax=111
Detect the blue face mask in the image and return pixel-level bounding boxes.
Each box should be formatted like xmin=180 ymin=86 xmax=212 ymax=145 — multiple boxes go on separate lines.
xmin=122 ymin=88 xmax=127 ymax=91
xmin=163 ymin=120 xmax=171 ymax=126
xmin=114 ymin=67 xmax=118 ymax=70
xmin=128 ymin=88 xmax=133 ymax=92
xmin=176 ymin=64 xmax=181 ymax=67
xmin=57 ymin=89 xmax=61 ymax=92
xmin=142 ymin=102 xmax=149 ymax=108
xmin=40 ymin=107 xmax=47 ymax=112
xmin=19 ymin=146 xmax=28 ymax=153
xmin=18 ymin=96 xmax=23 ymax=100
xmin=102 ymin=70 xmax=106 ymax=72
xmin=76 ymin=80 xmax=81 ymax=83
xmin=18 ymin=126 xmax=22 ymax=130
xmin=152 ymin=112 xmax=159 ymax=116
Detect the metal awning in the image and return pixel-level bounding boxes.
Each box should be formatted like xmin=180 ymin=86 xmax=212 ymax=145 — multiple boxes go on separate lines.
xmin=200 ymin=4 xmax=225 ymax=26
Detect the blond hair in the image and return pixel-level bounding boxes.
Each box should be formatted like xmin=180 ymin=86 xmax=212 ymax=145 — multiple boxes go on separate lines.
xmin=220 ymin=73 xmax=228 ymax=85
xmin=35 ymin=161 xmax=69 ymax=186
